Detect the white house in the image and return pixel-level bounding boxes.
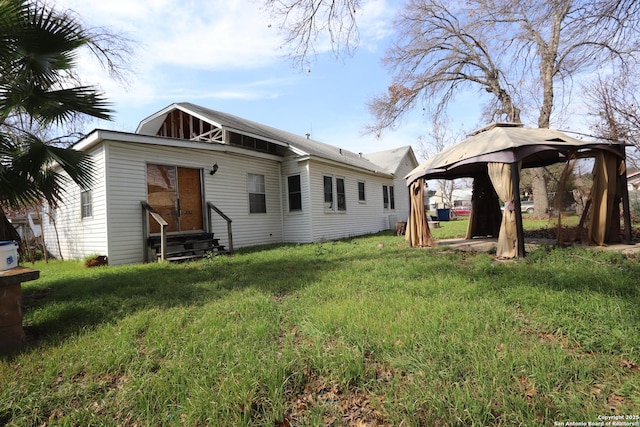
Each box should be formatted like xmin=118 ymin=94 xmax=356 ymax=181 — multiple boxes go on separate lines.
xmin=628 ymin=170 xmax=640 ymax=192
xmin=41 ymin=103 xmax=418 ymax=265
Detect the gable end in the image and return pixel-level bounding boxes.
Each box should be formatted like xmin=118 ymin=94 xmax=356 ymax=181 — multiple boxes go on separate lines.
xmin=156 ymin=109 xmax=223 ymax=142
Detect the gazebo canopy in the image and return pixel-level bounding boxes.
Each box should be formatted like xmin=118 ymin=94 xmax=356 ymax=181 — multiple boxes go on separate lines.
xmin=402 ymin=122 xmax=632 ymax=258
xmin=405 ymin=123 xmax=623 ymax=184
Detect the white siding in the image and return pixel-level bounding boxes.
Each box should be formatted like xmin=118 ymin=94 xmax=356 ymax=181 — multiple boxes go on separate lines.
xmin=42 ymin=145 xmax=108 ymax=260
xmin=308 ymin=160 xmax=394 ymax=242
xmin=102 ymin=142 xmax=148 ymax=265
xmin=41 ymin=133 xmax=413 ymax=265
xmin=105 ymin=141 xmax=283 ymax=265
xmin=205 ymin=152 xmax=283 ymax=249
xmin=281 ymin=153 xmax=313 ymax=242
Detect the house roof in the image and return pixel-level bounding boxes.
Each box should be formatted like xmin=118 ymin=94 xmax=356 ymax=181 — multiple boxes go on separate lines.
xmin=137 ymin=102 xmax=396 ymax=177
xmin=364 ymin=146 xmax=417 ymax=175
xmin=405 ymin=123 xmax=626 ymax=184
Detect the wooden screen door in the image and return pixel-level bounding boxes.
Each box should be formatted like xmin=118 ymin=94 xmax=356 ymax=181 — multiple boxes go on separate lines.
xmin=147 ymin=164 xmax=203 ymax=233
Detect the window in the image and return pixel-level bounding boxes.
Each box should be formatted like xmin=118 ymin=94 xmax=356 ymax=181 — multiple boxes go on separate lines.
xmin=228 ymin=131 xmax=279 ymax=154
xmin=323 ymin=176 xmax=333 ymax=209
xmin=248 ymin=173 xmax=266 ymax=213
xmin=288 ymin=175 xmax=302 ymax=211
xmin=383 ymin=185 xmax=395 ymax=210
xmin=358 ymin=181 xmax=366 ymax=202
xmin=383 ymin=185 xmax=389 ymax=209
xmin=336 ymin=178 xmax=346 ymax=211
xmin=324 ymin=176 xmax=347 ymax=211
xmin=81 ymin=190 xmax=93 ymax=218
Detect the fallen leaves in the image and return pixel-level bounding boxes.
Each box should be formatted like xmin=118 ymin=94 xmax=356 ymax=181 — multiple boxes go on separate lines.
xmin=607 ymin=393 xmax=626 ymax=413
xmin=283 ymin=371 xmax=388 ymax=426
xmin=518 ymin=376 xmax=537 ymax=400
xmin=619 ymin=359 xmax=639 ymax=373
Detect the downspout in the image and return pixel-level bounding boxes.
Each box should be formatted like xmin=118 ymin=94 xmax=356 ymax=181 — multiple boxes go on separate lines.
xmin=279 ymin=162 xmax=284 ymax=242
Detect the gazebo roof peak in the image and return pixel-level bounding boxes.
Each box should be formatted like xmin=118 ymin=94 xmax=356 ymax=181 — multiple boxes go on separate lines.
xmin=469 ymin=122 xmax=524 ymax=137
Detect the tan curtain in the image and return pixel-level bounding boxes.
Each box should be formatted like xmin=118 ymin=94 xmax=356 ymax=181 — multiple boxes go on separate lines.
xmin=466 ymin=173 xmax=502 ymax=239
xmin=405 ymin=179 xmax=435 ymax=247
xmin=588 ymin=152 xmax=623 ymax=245
xmin=488 ymin=162 xmax=519 ymax=258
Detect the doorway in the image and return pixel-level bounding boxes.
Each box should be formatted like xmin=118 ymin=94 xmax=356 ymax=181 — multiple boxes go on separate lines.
xmin=146 ymin=164 xmax=203 ymax=233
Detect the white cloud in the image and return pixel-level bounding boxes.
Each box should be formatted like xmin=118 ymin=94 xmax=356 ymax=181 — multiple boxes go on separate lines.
xmin=52 ymin=0 xmax=298 ymax=107
xmin=358 ymin=0 xmax=396 ymax=49
xmin=48 ymin=0 xmax=413 ymax=155
xmin=56 ymin=0 xmax=283 ymax=70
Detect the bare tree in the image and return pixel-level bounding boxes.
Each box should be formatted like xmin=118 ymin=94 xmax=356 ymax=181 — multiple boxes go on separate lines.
xmin=366 ymin=1 xmax=523 ymax=138
xmin=417 ymin=114 xmax=468 ymax=209
xmin=368 ymin=0 xmax=640 ymax=215
xmin=585 ymin=72 xmax=640 ymax=167
xmin=487 ymin=0 xmax=639 ymax=214
xmin=264 ymin=0 xmax=640 ymax=215
xmin=262 ymin=0 xmax=361 ymax=68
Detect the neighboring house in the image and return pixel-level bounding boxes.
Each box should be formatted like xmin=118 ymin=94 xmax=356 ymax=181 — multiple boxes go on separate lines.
xmin=362 ymin=145 xmax=418 ymax=224
xmin=41 ymin=103 xmax=418 ymax=265
xmin=628 ymin=170 xmax=640 ymax=192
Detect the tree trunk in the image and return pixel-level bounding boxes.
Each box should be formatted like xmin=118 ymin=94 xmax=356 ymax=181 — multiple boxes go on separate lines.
xmin=530 ymin=167 xmax=549 ymax=217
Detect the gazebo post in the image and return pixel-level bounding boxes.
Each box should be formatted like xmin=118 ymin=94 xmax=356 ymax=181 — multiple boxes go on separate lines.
xmin=619 ymin=143 xmax=633 ymax=244
xmin=511 ymin=163 xmax=526 ymax=257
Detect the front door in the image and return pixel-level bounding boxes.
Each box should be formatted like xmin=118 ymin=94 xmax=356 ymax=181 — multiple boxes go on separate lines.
xmin=147 ymin=164 xmax=203 ymax=233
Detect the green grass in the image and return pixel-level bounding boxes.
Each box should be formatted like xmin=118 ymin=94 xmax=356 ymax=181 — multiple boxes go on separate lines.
xmin=431 ymin=213 xmax=581 ymax=239
xmin=1 ymin=232 xmax=639 ymax=426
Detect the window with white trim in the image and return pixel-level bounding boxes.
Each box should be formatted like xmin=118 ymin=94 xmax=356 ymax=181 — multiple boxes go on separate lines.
xmin=81 ymin=190 xmax=93 ymax=218
xmin=383 ymin=185 xmax=395 ymax=210
xmin=336 ymin=178 xmax=346 ymax=211
xmin=248 ymin=173 xmax=266 ymax=213
xmin=323 ymin=176 xmax=333 ymax=209
xmin=323 ymin=175 xmax=347 ymax=211
xmin=288 ymin=174 xmax=302 ymax=211
xmin=358 ymin=181 xmax=366 ymax=202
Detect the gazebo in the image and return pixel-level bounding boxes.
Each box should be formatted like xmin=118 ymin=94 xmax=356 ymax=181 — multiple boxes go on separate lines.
xmin=404 ymin=123 xmax=632 ymax=258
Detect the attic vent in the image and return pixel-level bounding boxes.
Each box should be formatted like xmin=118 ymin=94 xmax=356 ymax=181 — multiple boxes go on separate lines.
xmin=228 ymin=131 xmax=280 ymax=155
xmin=546 ymin=138 xmax=566 ymax=142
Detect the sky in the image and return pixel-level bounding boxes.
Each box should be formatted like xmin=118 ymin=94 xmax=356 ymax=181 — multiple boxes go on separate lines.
xmin=52 ymin=0 xmax=486 ymax=159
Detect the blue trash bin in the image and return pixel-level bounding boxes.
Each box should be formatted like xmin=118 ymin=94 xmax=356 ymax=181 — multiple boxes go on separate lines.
xmin=436 ymin=208 xmax=451 ymax=221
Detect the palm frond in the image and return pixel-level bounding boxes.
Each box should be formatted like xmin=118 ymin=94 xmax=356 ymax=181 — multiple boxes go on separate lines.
xmin=0 ymin=83 xmax=112 ymax=124
xmin=12 ymin=1 xmax=87 ymax=87
xmin=0 ymin=0 xmax=113 ymax=124
xmin=0 ymin=130 xmax=93 ymax=208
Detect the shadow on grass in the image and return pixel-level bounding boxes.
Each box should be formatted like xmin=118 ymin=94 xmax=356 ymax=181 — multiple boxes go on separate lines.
xmin=16 ymin=235 xmax=640 ymax=354
xmin=16 ymin=238 xmax=400 ymax=351
xmin=525 ymin=246 xmax=640 ymax=298
xmin=461 ymin=245 xmax=640 ymax=329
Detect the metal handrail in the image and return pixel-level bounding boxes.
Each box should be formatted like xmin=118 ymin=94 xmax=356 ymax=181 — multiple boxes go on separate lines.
xmin=206 ymin=202 xmax=233 ymax=253
xmin=141 ymin=201 xmax=168 ymax=262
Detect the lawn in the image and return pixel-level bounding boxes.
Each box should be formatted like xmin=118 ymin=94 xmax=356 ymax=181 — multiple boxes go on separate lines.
xmin=1 ymin=227 xmax=639 ymax=426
